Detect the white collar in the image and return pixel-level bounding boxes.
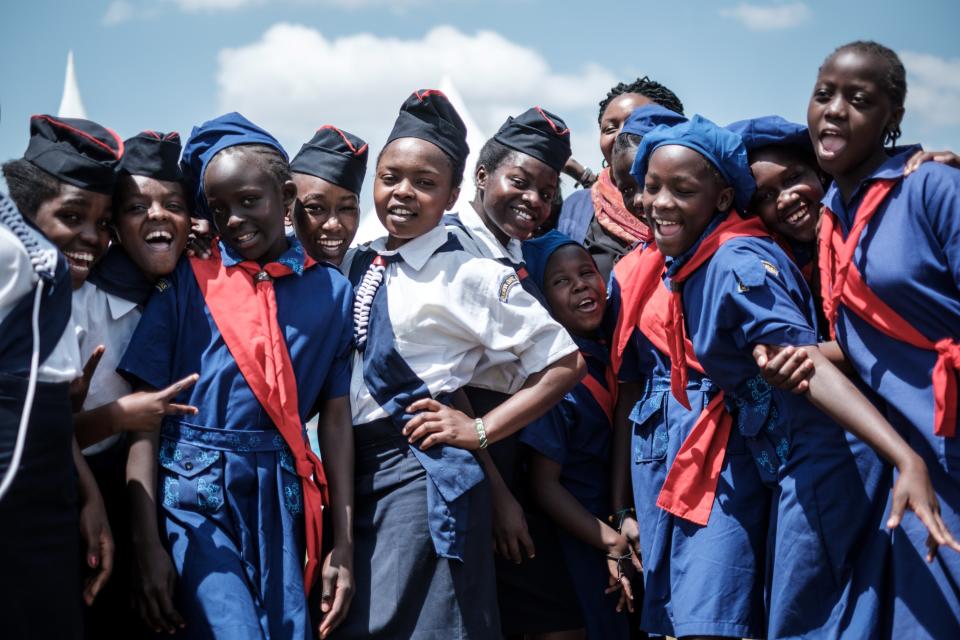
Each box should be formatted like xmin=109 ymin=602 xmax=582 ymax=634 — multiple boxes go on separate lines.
xmin=458 ymin=204 xmax=524 ymax=264
xmin=105 ymin=291 xmax=139 ymax=320
xmin=369 ymin=223 xmax=452 ymax=272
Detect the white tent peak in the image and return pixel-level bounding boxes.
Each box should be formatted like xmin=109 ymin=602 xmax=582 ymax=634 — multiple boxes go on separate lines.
xmin=352 ymin=76 xmax=488 ymax=246
xmin=58 ymin=51 xmax=88 ymax=119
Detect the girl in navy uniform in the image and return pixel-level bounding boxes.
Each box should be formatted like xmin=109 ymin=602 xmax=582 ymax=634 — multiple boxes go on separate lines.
xmin=336 ymin=89 xmax=584 ymax=639
xmin=69 ymin=130 xmax=198 ymax=638
xmin=289 ymin=125 xmax=367 ymax=266
xmin=0 ymin=115 xmax=122 ymax=638
xmin=808 ymin=41 xmax=960 ymax=638
xmin=447 ymin=106 xmax=589 ymax=638
xmin=607 ymin=107 xmax=771 ymax=639
xmin=630 ymin=114 xmax=953 ymax=638
xmin=520 ymin=231 xmax=632 ymax=640
xmin=555 ymin=77 xmax=685 ymax=281
xmin=119 ymin=113 xmax=355 ymax=639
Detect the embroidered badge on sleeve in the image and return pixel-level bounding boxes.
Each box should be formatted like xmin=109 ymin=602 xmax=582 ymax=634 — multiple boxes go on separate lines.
xmin=498 ymin=273 xmax=519 ymax=302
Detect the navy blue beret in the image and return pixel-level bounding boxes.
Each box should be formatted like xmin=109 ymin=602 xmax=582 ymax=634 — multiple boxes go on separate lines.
xmin=24 ymin=114 xmax=123 ymax=194
xmin=291 ymin=125 xmax=368 ymax=195
xmin=633 ymin=114 xmax=756 ymax=214
xmin=493 ymin=107 xmax=571 ymax=173
xmin=726 ymin=115 xmax=812 ymax=157
xmin=118 ymin=131 xmax=183 ymax=182
xmin=385 ymin=90 xmax=469 ymax=175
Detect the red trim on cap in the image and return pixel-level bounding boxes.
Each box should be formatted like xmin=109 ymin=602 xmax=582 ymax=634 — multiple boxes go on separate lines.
xmin=31 ymin=114 xmax=124 ymax=159
xmin=164 ymin=132 xmax=181 ymax=142
xmin=415 ymin=89 xmax=448 ymax=102
xmin=535 ymin=107 xmax=570 ymax=137
xmin=317 ymin=125 xmax=368 ymax=157
xmin=143 ymin=130 xmax=163 ymax=140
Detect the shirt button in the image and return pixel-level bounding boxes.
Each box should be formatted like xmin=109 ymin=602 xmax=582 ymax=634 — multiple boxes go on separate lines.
xmin=184 ymin=461 xmax=194 ymax=471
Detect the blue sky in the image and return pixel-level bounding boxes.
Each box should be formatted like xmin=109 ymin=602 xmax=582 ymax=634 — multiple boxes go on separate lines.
xmin=2 ymin=0 xmax=958 ymax=211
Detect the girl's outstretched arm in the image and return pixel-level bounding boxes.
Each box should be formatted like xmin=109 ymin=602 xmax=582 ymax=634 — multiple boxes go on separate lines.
xmin=403 ymin=351 xmax=585 ymax=450
xmin=782 ymin=344 xmax=960 ymax=560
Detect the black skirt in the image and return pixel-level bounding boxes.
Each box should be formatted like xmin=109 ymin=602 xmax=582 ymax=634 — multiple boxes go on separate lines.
xmin=0 ymin=373 xmax=82 ymax=640
xmin=334 ymin=419 xmax=500 ymax=639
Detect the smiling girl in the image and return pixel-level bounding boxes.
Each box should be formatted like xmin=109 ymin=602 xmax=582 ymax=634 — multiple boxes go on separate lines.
xmin=337 ymin=90 xmax=584 ymax=639
xmin=445 ymin=107 xmax=589 ymax=639
xmin=0 ymin=114 xmax=122 ymax=638
xmin=118 ymin=113 xmax=356 ymax=639
xmin=290 ymin=126 xmax=367 ymax=265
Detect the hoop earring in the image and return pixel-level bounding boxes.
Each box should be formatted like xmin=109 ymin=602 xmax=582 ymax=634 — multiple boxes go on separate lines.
xmin=601 ymin=159 xmax=609 ymax=169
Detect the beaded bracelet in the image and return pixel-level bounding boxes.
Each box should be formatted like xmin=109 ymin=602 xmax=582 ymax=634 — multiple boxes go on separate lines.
xmin=474 ymin=417 xmax=489 ymax=449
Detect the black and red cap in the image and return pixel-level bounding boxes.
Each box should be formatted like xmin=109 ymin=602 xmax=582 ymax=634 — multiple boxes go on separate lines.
xmin=385 ymin=89 xmax=469 ymax=180
xmin=290 ymin=125 xmax=368 ymax=195
xmin=118 ymin=131 xmax=183 ymax=182
xmin=493 ymin=107 xmax=571 ymax=173
xmin=23 ymin=114 xmax=124 ymax=194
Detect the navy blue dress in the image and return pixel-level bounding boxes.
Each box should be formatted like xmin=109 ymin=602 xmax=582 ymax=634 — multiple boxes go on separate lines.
xmin=680 ymin=232 xmax=889 ymax=639
xmin=521 ymin=336 xmax=631 ymax=640
xmin=824 ymin=148 xmax=960 ymax=639
xmin=119 ymin=240 xmax=353 ymax=639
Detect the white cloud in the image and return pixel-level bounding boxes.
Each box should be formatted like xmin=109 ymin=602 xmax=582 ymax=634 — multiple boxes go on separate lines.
xmin=216 ymin=23 xmax=612 ymax=163
xmin=720 ymin=2 xmax=811 ymax=31
xmin=102 ymin=0 xmax=136 ymax=25
xmin=900 ymin=51 xmax=960 ymax=129
xmin=216 ymin=23 xmax=613 ymax=238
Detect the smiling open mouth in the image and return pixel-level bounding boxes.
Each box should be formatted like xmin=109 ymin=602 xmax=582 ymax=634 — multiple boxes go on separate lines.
xmin=64 ymin=251 xmax=95 ymax=272
xmin=145 ymin=230 xmax=174 ymax=250
xmin=651 ymin=215 xmax=682 ymax=237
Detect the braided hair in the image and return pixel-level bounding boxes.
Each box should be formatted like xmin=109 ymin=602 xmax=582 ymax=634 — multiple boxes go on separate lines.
xmin=825 ymin=41 xmax=907 ymax=147
xmin=598 ymin=76 xmax=685 ymax=124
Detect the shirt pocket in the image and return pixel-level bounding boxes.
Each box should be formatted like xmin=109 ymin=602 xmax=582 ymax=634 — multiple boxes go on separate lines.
xmin=631 ymin=390 xmax=669 ymax=463
xmin=158 ymin=440 xmax=224 ymax=514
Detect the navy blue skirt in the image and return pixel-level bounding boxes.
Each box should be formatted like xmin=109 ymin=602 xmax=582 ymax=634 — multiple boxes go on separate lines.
xmin=334 ymin=419 xmax=500 ymax=639
xmin=0 ymin=374 xmax=82 ymax=640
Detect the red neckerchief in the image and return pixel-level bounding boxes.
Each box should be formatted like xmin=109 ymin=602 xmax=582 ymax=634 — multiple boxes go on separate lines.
xmin=592 ymin=168 xmax=653 ymax=245
xmin=610 ymin=212 xmax=769 ymax=525
xmin=819 ymin=179 xmax=958 ymax=437
xmin=190 ymin=243 xmax=330 ymax=595
xmin=579 ymin=354 xmax=619 ymax=425
xmin=664 ymin=212 xmax=771 ymax=409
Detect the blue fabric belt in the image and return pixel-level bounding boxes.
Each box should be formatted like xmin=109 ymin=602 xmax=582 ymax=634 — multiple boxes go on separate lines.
xmin=162 ymin=420 xmax=301 ymax=453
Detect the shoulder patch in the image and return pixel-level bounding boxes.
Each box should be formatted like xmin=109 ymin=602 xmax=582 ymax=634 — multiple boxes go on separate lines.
xmin=154 ymin=278 xmax=171 ymax=293
xmin=730 ymin=257 xmax=768 ymax=291
xmin=761 ymin=260 xmax=779 ymax=276
xmin=498 ymin=273 xmax=520 ymax=302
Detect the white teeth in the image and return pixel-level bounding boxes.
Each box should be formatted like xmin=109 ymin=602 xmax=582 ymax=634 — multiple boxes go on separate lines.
xmin=389 ymin=207 xmax=415 ymax=217
xmin=237 ymin=232 xmax=257 ymax=242
xmin=64 ymin=251 xmax=94 ymax=264
xmin=146 ymin=230 xmax=173 ymax=242
xmin=653 ymin=216 xmax=678 ymax=227
xmin=319 ymin=239 xmax=343 ymax=248
xmin=784 ymin=204 xmax=809 ymax=225
xmin=511 ymin=206 xmax=534 ymax=222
